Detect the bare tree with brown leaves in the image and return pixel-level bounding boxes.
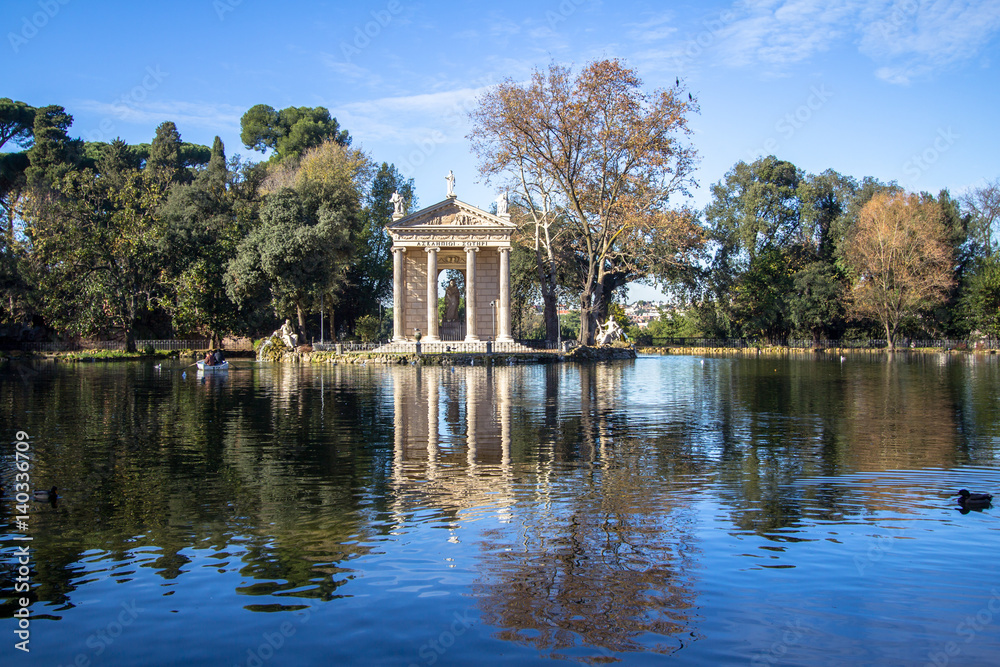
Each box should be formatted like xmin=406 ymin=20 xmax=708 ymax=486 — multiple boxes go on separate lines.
xmin=469 ymin=59 xmax=701 ymax=345
xmin=842 ymin=192 xmax=954 ymax=349
xmin=963 ymin=178 xmax=1000 ymax=258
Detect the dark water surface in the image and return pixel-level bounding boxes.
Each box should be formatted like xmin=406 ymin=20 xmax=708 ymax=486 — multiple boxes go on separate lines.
xmin=2 ymin=354 xmax=999 ymax=665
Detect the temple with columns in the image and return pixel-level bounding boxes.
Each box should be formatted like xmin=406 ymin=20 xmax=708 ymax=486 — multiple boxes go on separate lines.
xmin=375 ymin=173 xmax=534 ymax=353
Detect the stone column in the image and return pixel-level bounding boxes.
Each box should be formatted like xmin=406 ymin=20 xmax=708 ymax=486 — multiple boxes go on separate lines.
xmin=392 ymin=247 xmax=407 ymax=342
xmin=464 ymin=246 xmax=480 ymax=342
xmin=424 ymin=247 xmax=440 ymax=342
xmin=497 ymin=247 xmax=513 ymax=342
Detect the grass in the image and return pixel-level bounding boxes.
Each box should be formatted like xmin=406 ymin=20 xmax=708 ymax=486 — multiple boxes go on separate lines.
xmin=61 ymin=349 xmax=181 ymax=361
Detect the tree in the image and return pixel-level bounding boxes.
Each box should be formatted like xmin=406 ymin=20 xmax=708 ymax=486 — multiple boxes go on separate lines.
xmin=0 ymin=98 xmax=35 ymax=150
xmin=510 ymin=188 xmax=565 ymax=345
xmin=798 ymin=169 xmax=857 ymax=262
xmin=226 ymin=140 xmax=369 ymax=335
xmin=961 ymin=255 xmax=1000 ymax=338
xmin=469 ymin=59 xmax=701 ymax=344
xmin=925 ymin=189 xmax=973 ymax=337
xmin=0 ymin=99 xmax=35 ymax=236
xmin=158 ymin=137 xmax=243 ymax=345
xmin=703 ymin=157 xmax=805 ymax=340
xmin=147 ymin=121 xmax=185 ymax=183
xmin=788 ymin=261 xmax=845 ymax=344
xmin=842 ymin=192 xmax=954 ymax=349
xmin=963 ymin=178 xmax=1000 ymax=258
xmin=25 ymin=105 xmax=80 ymax=190
xmin=340 ymin=162 xmax=414 ymax=335
xmin=0 ymin=99 xmax=36 ymax=320
xmin=240 ymin=104 xmax=351 ymax=162
xmin=27 ymin=139 xmax=166 ymax=351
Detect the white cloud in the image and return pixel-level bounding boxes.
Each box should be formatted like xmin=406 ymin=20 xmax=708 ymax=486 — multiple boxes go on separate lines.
xmin=715 ymin=0 xmax=857 ymax=67
xmin=73 ymin=99 xmax=243 ymax=135
xmin=330 ymin=83 xmax=498 ymax=145
xmin=709 ymin=0 xmax=1000 ymax=83
xmin=859 ymin=0 xmax=1000 ymax=84
xmin=319 ymin=53 xmax=373 ymax=82
xmin=625 ymin=12 xmax=679 ymax=42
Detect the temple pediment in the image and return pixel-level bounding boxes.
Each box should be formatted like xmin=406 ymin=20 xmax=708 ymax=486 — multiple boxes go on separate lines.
xmin=388 ymin=198 xmax=515 ymax=232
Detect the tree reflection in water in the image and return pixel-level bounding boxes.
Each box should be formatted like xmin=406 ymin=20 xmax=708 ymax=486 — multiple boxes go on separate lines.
xmin=388 ymin=363 xmax=701 ymax=659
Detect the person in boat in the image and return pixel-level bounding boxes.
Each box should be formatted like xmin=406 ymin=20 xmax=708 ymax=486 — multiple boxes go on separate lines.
xmin=213 ymin=349 xmax=225 ymax=365
xmin=204 ymin=351 xmax=215 ymax=366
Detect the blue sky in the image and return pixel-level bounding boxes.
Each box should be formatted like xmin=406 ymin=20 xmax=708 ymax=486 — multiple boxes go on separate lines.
xmin=4 ymin=0 xmax=1000 ymax=301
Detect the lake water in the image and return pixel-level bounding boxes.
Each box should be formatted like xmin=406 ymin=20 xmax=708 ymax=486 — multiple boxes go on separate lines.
xmin=2 ymin=354 xmax=999 ymax=665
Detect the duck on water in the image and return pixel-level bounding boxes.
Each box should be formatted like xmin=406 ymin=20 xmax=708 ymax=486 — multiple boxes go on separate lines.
xmin=956 ymin=489 xmax=992 ymax=508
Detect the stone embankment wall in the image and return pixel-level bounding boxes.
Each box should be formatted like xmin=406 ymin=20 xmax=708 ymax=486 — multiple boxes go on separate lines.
xmin=257 ymin=343 xmax=637 ymax=365
xmin=637 ymin=346 xmax=999 ymax=356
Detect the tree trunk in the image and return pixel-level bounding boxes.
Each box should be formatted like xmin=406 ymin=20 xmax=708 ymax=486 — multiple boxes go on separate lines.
xmin=297 ymin=303 xmax=307 ymax=338
xmin=579 ymin=291 xmax=594 ymax=345
xmin=885 ymin=322 xmax=895 ymax=350
xmin=534 ymin=236 xmax=560 ymax=346
xmin=542 ymin=289 xmax=558 ymax=347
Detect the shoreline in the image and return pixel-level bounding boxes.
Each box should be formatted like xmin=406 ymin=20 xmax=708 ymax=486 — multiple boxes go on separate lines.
xmin=0 ymin=345 xmax=638 ymax=364
xmin=636 ymin=346 xmax=999 ymax=356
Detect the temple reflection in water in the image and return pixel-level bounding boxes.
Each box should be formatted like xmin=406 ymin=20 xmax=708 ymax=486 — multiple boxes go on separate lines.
xmin=385 ymin=363 xmax=699 ymax=658
xmin=389 ymin=365 xmax=516 ymax=528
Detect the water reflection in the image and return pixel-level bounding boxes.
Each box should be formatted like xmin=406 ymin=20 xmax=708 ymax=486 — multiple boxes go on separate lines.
xmin=384 ymin=362 xmax=700 ymax=658
xmin=388 ymin=365 xmax=516 ymax=539
xmin=2 ymin=355 xmax=1000 ymax=664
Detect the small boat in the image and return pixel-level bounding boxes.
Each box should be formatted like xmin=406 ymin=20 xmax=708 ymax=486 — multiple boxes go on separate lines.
xmin=196 ymin=360 xmax=229 ymax=371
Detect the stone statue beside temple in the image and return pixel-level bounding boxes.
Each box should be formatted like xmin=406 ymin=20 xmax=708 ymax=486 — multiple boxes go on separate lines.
xmin=390 ymin=190 xmax=405 ymax=217
xmin=444 ymin=279 xmax=461 ymax=322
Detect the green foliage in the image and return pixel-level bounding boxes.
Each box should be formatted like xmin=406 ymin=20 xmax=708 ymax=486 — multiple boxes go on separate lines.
xmin=961 ymin=255 xmax=1000 ymax=338
xmin=157 ymin=137 xmax=247 ymax=341
xmin=25 ymin=105 xmax=81 ymax=190
xmin=6 ymin=95 xmax=998 ymax=348
xmin=147 ymin=121 xmax=184 ymax=182
xmin=706 ymin=156 xmax=803 ymax=264
xmin=702 ymin=158 xmax=878 ymax=342
xmin=226 ymin=186 xmax=357 ymax=329
xmin=788 ymin=261 xmax=845 ymax=342
xmin=27 ymin=138 xmax=167 ymax=351
xmin=339 ymin=162 xmax=414 ymax=332
xmin=240 ymin=104 xmax=350 ymax=162
xmin=355 ymin=314 xmax=385 ymax=342
xmin=0 ymin=98 xmax=36 ymax=150
xmin=560 ymin=310 xmax=580 ymax=341
xmin=640 ymin=307 xmax=701 ymax=339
